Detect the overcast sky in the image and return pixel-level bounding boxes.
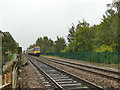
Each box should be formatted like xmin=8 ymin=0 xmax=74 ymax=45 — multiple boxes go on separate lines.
xmin=0 ymin=0 xmax=113 ymax=50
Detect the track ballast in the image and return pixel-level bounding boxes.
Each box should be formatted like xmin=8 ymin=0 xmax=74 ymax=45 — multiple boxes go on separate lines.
xmin=27 ymin=55 xmax=104 ymax=90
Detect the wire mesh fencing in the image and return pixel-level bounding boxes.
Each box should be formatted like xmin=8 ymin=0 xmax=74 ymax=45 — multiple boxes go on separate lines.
xmin=41 ymin=51 xmax=119 ymax=64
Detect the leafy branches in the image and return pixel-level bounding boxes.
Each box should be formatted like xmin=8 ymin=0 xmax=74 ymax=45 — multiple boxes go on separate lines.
xmin=65 ymin=4 xmax=118 ymax=52
xmin=28 ymin=36 xmax=66 ymax=52
xmin=28 ymin=2 xmax=119 ymax=53
xmin=2 ymin=32 xmax=19 ymax=54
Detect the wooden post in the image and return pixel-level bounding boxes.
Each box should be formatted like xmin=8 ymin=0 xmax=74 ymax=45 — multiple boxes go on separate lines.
xmin=15 ymin=69 xmax=17 ymax=88
xmin=4 ymin=74 xmax=7 ymax=90
xmin=7 ymin=73 xmax=10 ymax=89
xmin=18 ymin=77 xmax=22 ymax=89
xmin=7 ymin=73 xmax=12 ymax=89
xmin=12 ymin=70 xmax=14 ymax=88
xmin=4 ymin=74 xmax=7 ymax=85
xmin=0 ymin=75 xmax=2 ymax=87
xmin=10 ymin=73 xmax=12 ymax=89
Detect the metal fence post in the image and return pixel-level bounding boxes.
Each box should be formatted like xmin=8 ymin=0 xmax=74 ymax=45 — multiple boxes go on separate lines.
xmin=98 ymin=52 xmax=100 ymax=63
xmin=108 ymin=52 xmax=110 ymax=64
xmin=90 ymin=52 xmax=91 ymax=62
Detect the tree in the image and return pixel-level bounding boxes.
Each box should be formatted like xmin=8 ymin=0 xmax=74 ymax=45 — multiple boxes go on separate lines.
xmin=2 ymin=32 xmax=19 ymax=54
xmin=54 ymin=37 xmax=66 ymax=52
xmin=65 ymin=20 xmax=92 ymax=52
xmin=73 ymin=26 xmax=94 ymax=52
xmin=36 ymin=37 xmax=43 ymax=47
xmin=93 ymin=4 xmax=118 ymax=51
xmin=65 ymin=5 xmax=118 ymax=52
xmin=35 ymin=36 xmax=54 ymax=52
xmin=67 ymin=23 xmax=75 ymax=43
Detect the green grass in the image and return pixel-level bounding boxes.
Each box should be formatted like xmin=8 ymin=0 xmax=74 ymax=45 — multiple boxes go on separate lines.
xmin=8 ymin=54 xmax=13 ymax=61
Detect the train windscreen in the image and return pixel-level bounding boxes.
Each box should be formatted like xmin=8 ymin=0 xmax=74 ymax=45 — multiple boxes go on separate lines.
xmin=35 ymin=48 xmax=40 ymax=51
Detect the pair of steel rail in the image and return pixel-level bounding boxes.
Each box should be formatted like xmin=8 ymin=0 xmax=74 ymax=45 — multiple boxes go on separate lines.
xmin=42 ymin=57 xmax=119 ymax=81
xmin=27 ymin=55 xmax=104 ymax=90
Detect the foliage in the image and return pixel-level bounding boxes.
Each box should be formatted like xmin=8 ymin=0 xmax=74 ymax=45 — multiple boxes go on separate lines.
xmin=28 ymin=36 xmax=66 ymax=53
xmin=94 ymin=45 xmax=113 ymax=52
xmin=36 ymin=36 xmax=54 ymax=52
xmin=8 ymin=54 xmax=13 ymax=61
xmin=28 ymin=36 xmax=54 ymax=52
xmin=65 ymin=3 xmax=119 ymax=52
xmin=54 ymin=37 xmax=66 ymax=52
xmin=28 ymin=2 xmax=119 ymax=54
xmin=2 ymin=32 xmax=19 ymax=55
xmin=67 ymin=23 xmax=75 ymax=43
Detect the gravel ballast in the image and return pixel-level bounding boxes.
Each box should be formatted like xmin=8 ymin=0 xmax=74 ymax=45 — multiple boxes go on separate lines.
xmin=19 ymin=56 xmax=45 ymax=89
xmin=36 ymin=56 xmax=119 ymax=89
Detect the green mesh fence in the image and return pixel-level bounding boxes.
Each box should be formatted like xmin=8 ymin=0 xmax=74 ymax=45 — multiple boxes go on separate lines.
xmin=41 ymin=51 xmax=119 ymax=64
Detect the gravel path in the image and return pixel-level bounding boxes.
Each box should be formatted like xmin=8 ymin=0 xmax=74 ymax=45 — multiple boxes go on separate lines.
xmin=19 ymin=56 xmax=45 ymax=89
xmin=37 ymin=56 xmax=119 ymax=89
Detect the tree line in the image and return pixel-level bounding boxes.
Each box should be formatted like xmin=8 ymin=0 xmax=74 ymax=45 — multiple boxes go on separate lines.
xmin=2 ymin=32 xmax=19 ymax=55
xmin=27 ymin=36 xmax=66 ymax=52
xmin=28 ymin=2 xmax=120 ymax=53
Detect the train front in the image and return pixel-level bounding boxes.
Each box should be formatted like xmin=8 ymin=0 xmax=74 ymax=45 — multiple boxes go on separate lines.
xmin=34 ymin=46 xmax=41 ymax=56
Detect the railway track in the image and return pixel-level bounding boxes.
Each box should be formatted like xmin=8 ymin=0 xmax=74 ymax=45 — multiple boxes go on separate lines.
xmin=26 ymin=55 xmax=104 ymax=90
xmin=40 ymin=56 xmax=119 ymax=81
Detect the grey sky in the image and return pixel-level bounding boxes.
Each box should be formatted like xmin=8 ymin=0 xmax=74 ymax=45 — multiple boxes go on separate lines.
xmin=0 ymin=0 xmax=112 ymax=50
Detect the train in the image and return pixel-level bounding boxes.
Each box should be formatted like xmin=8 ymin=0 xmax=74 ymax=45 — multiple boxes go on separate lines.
xmin=27 ymin=46 xmax=41 ymax=56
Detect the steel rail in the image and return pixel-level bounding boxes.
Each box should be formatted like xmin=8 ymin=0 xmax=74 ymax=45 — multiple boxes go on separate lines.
xmin=42 ymin=57 xmax=119 ymax=81
xmin=27 ymin=56 xmax=63 ymax=90
xmin=33 ymin=56 xmax=104 ymax=89
xmin=44 ymin=57 xmax=119 ymax=74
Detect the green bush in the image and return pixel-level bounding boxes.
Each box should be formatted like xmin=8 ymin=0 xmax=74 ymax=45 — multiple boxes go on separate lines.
xmin=8 ymin=54 xmax=13 ymax=61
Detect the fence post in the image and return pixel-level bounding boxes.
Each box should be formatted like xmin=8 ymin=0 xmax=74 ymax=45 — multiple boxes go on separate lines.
xmin=7 ymin=73 xmax=12 ymax=89
xmin=0 ymin=75 xmax=2 ymax=87
xmin=105 ymin=51 xmax=107 ymax=65
xmin=90 ymin=52 xmax=91 ymax=62
xmin=4 ymin=74 xmax=7 ymax=85
xmin=108 ymin=52 xmax=110 ymax=64
xmin=12 ymin=69 xmax=14 ymax=88
xmin=10 ymin=73 xmax=12 ymax=89
xmin=7 ymin=73 xmax=10 ymax=88
xmin=98 ymin=52 xmax=100 ymax=64
xmin=4 ymin=74 xmax=7 ymax=90
xmin=19 ymin=78 xmax=22 ymax=89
